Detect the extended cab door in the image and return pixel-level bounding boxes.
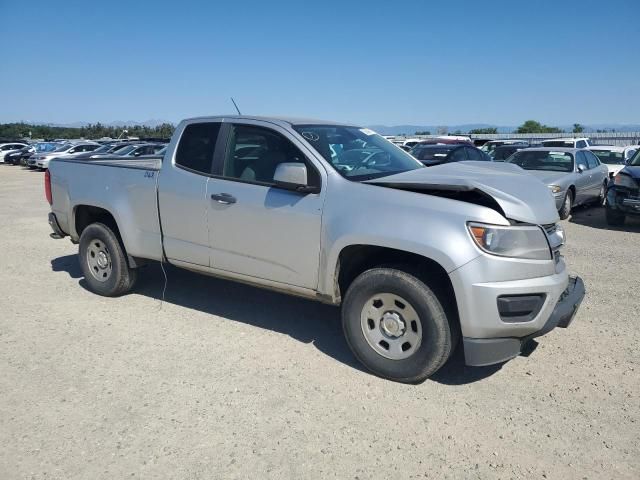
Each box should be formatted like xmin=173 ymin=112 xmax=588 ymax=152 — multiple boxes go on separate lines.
xmin=206 ymin=120 xmax=325 ymax=290
xmin=157 ymin=122 xmax=223 ymax=266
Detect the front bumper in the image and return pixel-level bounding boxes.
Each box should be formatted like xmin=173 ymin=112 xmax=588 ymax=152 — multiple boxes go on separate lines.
xmin=607 ymin=187 xmax=640 ymax=216
xmin=463 ymin=276 xmax=585 ymax=366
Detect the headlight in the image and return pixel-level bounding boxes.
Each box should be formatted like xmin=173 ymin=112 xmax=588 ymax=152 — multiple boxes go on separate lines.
xmin=468 ymin=222 xmax=551 ymax=260
xmin=614 ymin=173 xmax=636 ymax=189
xmin=548 ymin=185 xmax=562 ymax=194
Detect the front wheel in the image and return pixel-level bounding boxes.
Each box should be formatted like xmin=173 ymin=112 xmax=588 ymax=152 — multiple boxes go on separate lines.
xmin=79 ymin=223 xmax=137 ymax=297
xmin=597 ymin=181 xmax=607 ymax=207
xmin=559 ymin=190 xmax=573 ymax=220
xmin=342 ymin=267 xmax=456 ymax=383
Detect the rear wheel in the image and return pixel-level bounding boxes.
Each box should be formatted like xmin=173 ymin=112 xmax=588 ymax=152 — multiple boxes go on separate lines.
xmin=559 ymin=190 xmax=573 ymax=220
xmin=342 ymin=267 xmax=456 ymax=383
xmin=79 ymin=223 xmax=137 ymax=296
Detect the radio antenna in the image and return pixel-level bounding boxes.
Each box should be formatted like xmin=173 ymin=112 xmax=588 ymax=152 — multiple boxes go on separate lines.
xmin=231 ymin=97 xmax=242 ymax=115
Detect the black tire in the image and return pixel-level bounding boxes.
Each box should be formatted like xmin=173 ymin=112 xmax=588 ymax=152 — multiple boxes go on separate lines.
xmin=596 ymin=181 xmax=607 ymax=207
xmin=559 ymin=189 xmax=573 ymax=220
xmin=79 ymin=222 xmax=137 ymax=296
xmin=605 ymin=207 xmax=625 ymax=226
xmin=342 ymin=267 xmax=456 ymax=383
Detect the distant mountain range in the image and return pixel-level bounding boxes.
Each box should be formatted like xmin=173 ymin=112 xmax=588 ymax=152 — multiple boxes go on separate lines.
xmin=6 ymin=120 xmax=640 ymax=134
xmin=367 ymin=124 xmax=640 ymax=135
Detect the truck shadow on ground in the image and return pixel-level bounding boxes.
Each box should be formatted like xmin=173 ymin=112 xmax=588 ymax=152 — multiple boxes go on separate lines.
xmin=51 ymin=255 xmax=501 ymax=386
xmin=569 ymin=205 xmax=640 ymax=232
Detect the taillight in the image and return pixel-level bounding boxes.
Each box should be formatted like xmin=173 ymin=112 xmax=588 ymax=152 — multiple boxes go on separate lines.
xmin=45 ymin=170 xmax=52 ymax=205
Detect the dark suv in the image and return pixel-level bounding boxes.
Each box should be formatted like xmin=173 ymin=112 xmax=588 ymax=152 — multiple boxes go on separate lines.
xmin=605 ymin=150 xmax=640 ymax=225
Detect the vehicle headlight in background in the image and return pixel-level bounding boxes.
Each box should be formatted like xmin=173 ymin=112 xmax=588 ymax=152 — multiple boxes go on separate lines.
xmin=614 ymin=174 xmax=636 ymax=189
xmin=468 ymin=223 xmax=551 ymax=260
xmin=548 ymin=185 xmax=562 ymax=194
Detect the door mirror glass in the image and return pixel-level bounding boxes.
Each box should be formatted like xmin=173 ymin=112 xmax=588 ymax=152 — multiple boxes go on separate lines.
xmin=274 ymin=162 xmax=307 ymax=185
xmin=273 ymin=162 xmax=316 ymax=192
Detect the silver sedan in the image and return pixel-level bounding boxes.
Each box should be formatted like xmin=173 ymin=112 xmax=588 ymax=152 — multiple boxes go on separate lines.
xmin=507 ymin=147 xmax=609 ymax=219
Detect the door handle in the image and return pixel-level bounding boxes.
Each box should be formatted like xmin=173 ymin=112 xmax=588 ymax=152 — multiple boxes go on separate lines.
xmin=211 ymin=193 xmax=236 ymax=205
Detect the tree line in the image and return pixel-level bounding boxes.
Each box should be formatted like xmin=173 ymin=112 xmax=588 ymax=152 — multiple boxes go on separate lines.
xmin=0 ymin=122 xmax=175 ymax=140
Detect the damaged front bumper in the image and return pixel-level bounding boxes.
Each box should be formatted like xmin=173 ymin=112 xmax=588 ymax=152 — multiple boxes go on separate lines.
xmin=463 ymin=276 xmax=585 ymax=367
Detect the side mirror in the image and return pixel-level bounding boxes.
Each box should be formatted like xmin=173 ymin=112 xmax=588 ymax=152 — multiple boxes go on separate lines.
xmin=273 ymin=162 xmax=318 ymax=193
xmin=577 ymin=164 xmax=587 ymax=173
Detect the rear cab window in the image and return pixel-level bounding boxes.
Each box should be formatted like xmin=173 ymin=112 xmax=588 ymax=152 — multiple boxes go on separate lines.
xmin=175 ymin=122 xmax=222 ymax=175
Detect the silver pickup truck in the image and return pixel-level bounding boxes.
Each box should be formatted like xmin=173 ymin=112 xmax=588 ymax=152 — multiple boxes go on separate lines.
xmin=46 ymin=116 xmax=585 ymax=383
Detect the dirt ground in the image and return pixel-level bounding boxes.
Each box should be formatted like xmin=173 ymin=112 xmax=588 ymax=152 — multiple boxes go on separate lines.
xmin=1 ymin=165 xmax=638 ymax=479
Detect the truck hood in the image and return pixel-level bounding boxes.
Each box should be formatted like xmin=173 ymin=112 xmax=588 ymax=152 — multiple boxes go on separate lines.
xmin=365 ymin=161 xmax=559 ymax=225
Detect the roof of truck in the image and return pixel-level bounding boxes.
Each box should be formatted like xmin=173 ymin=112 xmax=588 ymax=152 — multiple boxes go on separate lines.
xmin=182 ymin=115 xmax=353 ymax=127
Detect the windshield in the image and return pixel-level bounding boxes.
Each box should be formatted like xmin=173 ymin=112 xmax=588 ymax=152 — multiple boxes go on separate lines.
xmin=52 ymin=143 xmax=72 ymax=152
xmin=114 ymin=145 xmax=137 ymax=156
xmin=630 ymin=149 xmax=640 ymax=166
xmin=36 ymin=142 xmax=58 ymax=152
xmin=542 ymin=140 xmax=574 ymax=148
xmin=292 ymin=125 xmax=423 ymax=180
xmin=91 ymin=144 xmax=114 ymax=154
xmin=410 ymin=145 xmax=452 ymax=161
xmin=591 ymin=149 xmax=625 ymax=165
xmin=508 ymin=150 xmax=574 ymax=172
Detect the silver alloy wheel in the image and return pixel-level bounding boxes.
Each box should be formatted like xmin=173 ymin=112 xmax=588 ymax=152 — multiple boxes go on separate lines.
xmin=360 ymin=293 xmax=422 ymax=360
xmin=564 ymin=192 xmax=572 ymax=212
xmin=86 ymin=239 xmax=112 ymax=282
xmin=600 ymin=183 xmax=606 ymax=206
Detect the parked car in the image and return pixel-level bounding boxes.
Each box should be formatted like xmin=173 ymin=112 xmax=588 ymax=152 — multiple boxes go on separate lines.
xmin=588 ymin=145 xmax=638 ymax=178
xmin=507 ymin=147 xmax=609 ymax=219
xmin=409 ymin=143 xmax=490 ymax=165
xmin=491 ymin=144 xmax=529 ymax=161
xmin=20 ymin=142 xmax=60 ymax=166
xmin=46 ymin=115 xmax=584 ymax=383
xmin=4 ymin=145 xmax=34 ymax=165
xmin=103 ymin=143 xmax=166 ymax=157
xmin=480 ymin=140 xmax=528 ymax=156
xmin=0 ymin=142 xmax=28 ymax=163
xmin=71 ymin=141 xmax=142 ymax=160
xmin=541 ymin=137 xmax=592 ymax=149
xmin=30 ymin=142 xmax=101 ymax=169
xmin=605 ymin=150 xmax=640 ymax=225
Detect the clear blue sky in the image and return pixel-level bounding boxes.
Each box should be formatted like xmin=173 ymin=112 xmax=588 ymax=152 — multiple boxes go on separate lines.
xmin=1 ymin=0 xmax=638 ymax=126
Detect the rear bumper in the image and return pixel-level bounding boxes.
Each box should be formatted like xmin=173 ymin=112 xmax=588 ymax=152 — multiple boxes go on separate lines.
xmin=463 ymin=276 xmax=585 ymax=366
xmin=48 ymin=212 xmax=67 ymax=239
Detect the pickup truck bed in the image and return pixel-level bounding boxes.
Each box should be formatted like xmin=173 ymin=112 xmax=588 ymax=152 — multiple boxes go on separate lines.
xmin=49 ymin=156 xmax=164 ymax=263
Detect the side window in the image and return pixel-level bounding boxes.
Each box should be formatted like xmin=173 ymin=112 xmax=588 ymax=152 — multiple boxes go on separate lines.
xmin=222 ymin=124 xmax=317 ymax=186
xmin=576 ymin=151 xmax=588 ymax=169
xmin=175 ymin=122 xmax=221 ymax=174
xmin=585 ymin=151 xmax=599 ymax=169
xmin=465 ymin=147 xmax=483 ymax=161
xmin=450 ymin=148 xmax=467 ymax=162
xmin=576 ymin=140 xmax=587 ymax=149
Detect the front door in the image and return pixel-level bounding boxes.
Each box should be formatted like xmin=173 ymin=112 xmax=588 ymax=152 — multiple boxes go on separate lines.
xmin=206 ymin=122 xmax=325 ymax=290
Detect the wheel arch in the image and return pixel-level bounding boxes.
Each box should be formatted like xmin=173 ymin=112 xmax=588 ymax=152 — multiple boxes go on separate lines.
xmin=73 ymin=204 xmax=138 ymax=267
xmin=331 ymin=245 xmax=459 ymax=327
